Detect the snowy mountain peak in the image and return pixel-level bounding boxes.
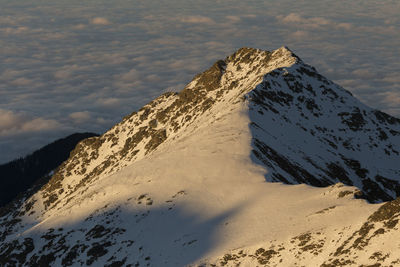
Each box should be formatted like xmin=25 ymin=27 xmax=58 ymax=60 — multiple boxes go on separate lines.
xmin=226 ymin=46 xmax=298 ymax=66
xmin=1 ymin=47 xmax=400 ymax=266
xmin=9 ymin=46 xmax=400 ymax=217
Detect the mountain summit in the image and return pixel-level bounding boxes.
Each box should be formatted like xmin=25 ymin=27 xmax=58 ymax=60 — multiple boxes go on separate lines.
xmin=1 ymin=47 xmax=400 ymax=266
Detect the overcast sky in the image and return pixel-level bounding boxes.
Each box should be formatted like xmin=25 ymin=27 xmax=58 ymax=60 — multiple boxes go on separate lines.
xmin=1 ymin=0 xmax=399 ymax=163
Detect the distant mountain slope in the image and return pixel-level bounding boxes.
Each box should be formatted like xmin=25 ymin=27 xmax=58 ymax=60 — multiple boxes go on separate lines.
xmin=0 ymin=47 xmax=400 ymax=266
xmin=0 ymin=132 xmax=98 ymax=207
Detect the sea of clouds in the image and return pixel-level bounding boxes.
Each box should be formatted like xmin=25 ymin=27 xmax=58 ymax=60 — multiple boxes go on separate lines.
xmin=0 ymin=0 xmax=399 ymax=163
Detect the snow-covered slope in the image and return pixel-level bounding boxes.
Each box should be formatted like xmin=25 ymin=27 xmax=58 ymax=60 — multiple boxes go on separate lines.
xmin=1 ymin=47 xmax=400 ymax=266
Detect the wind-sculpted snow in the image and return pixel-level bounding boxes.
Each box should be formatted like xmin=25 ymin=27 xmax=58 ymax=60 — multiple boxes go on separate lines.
xmin=1 ymin=46 xmax=400 ymax=266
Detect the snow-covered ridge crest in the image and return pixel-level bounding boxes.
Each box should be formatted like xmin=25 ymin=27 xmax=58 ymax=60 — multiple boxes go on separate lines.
xmin=5 ymin=45 xmax=400 ymax=222
xmin=23 ymin=46 xmax=302 ymax=217
xmin=1 ymin=46 xmax=400 ymax=266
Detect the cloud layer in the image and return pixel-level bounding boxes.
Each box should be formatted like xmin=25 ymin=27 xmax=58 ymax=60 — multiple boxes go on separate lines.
xmin=0 ymin=0 xmax=399 ymax=162
xmin=0 ymin=109 xmax=60 ymax=137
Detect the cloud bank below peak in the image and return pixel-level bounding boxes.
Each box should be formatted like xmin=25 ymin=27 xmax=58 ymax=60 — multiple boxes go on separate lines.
xmin=0 ymin=109 xmax=62 ymax=137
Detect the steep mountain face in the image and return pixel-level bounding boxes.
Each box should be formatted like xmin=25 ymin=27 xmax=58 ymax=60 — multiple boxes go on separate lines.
xmin=0 ymin=132 xmax=98 ymax=207
xmin=248 ymin=58 xmax=400 ymax=202
xmin=1 ymin=47 xmax=400 ymax=266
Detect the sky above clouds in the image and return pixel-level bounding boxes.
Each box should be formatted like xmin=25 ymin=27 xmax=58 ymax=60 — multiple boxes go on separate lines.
xmin=0 ymin=0 xmax=399 ymax=163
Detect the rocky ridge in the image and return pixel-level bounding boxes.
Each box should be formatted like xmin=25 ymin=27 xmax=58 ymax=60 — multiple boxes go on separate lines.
xmin=1 ymin=46 xmax=400 ymax=266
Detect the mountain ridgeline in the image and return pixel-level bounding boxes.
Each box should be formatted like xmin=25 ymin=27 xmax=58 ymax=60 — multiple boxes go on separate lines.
xmin=1 ymin=47 xmax=400 ymax=266
xmin=38 ymin=46 xmax=399 ymax=206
